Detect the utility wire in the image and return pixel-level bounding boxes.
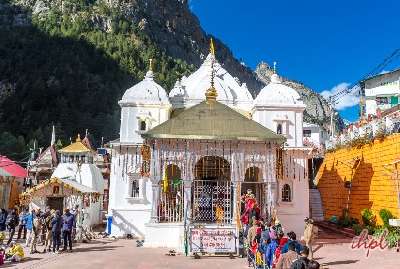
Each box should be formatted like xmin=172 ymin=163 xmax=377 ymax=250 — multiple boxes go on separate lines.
xmin=330 ymin=48 xmax=400 ymax=104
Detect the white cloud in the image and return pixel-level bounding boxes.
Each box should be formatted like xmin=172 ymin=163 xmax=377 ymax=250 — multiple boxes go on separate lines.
xmin=321 ymin=82 xmax=360 ymax=110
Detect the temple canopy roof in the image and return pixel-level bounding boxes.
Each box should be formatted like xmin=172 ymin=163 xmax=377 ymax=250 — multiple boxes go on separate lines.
xmin=142 ymin=100 xmax=285 ymax=142
xmin=59 ymin=134 xmax=91 ymax=154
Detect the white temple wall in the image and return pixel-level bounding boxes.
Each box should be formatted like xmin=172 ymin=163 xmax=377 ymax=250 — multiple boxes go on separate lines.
xmin=120 ymin=105 xmax=170 ymax=144
xmin=252 ymin=107 xmax=304 ymax=148
xmin=276 ymin=150 xmax=309 ymax=236
xmin=108 ymin=147 xmax=153 ymax=238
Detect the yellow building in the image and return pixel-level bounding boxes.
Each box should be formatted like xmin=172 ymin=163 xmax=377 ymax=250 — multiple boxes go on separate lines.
xmin=316 ymin=134 xmax=400 ymax=224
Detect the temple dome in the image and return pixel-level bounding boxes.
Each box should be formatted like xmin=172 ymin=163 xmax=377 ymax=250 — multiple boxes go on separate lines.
xmin=119 ymin=70 xmax=170 ymax=106
xmin=170 ymin=54 xmax=253 ymax=110
xmin=254 ymin=73 xmax=303 ymax=106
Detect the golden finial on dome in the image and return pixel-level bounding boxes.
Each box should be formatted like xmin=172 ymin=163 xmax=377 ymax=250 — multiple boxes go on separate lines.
xmin=210 ymin=38 xmax=215 ymax=56
xmin=76 ymin=134 xmax=81 ymax=142
xmin=273 ymin=61 xmax=277 ymax=74
xmin=205 ymin=50 xmax=217 ymax=102
xmin=149 ymin=58 xmax=154 ymax=71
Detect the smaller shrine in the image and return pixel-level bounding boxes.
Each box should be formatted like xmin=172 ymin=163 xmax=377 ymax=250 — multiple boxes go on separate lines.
xmin=21 ymin=134 xmax=105 ymax=227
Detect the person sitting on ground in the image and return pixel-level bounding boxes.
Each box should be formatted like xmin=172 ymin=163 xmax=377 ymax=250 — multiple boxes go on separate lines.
xmin=5 ymin=241 xmax=24 ymax=262
xmin=275 ymin=241 xmax=299 ymax=269
xmin=282 ymin=231 xmax=303 ymax=254
xmin=290 ymin=246 xmax=310 ymax=269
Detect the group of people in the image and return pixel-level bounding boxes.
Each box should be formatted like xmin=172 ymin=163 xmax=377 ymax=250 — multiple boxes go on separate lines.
xmin=0 ymin=205 xmax=80 ymax=264
xmin=241 ymin=189 xmax=319 ymax=269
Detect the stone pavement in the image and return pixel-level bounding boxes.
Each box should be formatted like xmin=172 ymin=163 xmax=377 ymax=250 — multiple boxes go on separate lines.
xmin=1 ymin=238 xmax=399 ymax=269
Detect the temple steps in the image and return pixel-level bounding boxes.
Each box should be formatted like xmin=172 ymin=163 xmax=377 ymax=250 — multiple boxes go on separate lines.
xmin=309 ymin=188 xmax=324 ymax=221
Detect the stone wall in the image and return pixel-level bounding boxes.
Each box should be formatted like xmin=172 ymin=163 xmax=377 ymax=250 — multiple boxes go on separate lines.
xmin=316 ymin=134 xmax=400 ymax=224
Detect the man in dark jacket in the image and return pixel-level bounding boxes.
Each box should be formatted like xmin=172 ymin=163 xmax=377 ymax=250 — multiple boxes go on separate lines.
xmin=290 ymin=246 xmax=310 ymax=269
xmin=62 ymin=209 xmax=74 ymax=252
xmin=51 ymin=210 xmax=62 ymax=253
xmin=6 ymin=209 xmax=19 ymax=245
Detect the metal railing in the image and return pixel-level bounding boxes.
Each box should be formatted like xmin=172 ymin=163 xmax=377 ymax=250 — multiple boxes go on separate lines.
xmin=157 ymin=180 xmax=184 ymax=223
xmin=192 ymin=179 xmax=232 ymax=224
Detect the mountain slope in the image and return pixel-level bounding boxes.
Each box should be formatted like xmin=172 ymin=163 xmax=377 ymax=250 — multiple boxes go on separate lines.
xmin=0 ymin=0 xmax=340 ymax=160
xmin=0 ymin=0 xmax=193 ymax=158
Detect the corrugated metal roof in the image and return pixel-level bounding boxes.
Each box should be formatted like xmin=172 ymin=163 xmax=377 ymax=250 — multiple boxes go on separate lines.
xmin=143 ymin=100 xmax=285 ymax=142
xmin=0 ymin=156 xmax=27 ymax=178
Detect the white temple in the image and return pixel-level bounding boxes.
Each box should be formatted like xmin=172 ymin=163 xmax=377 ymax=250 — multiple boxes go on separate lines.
xmin=107 ymin=42 xmax=311 ymax=252
xmin=25 ymin=135 xmax=104 ymax=228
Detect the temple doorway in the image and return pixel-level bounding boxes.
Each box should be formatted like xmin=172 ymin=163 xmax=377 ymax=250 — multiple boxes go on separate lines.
xmin=242 ymin=167 xmax=265 ymax=215
xmin=47 ymin=197 xmax=64 ymax=212
xmin=192 ymin=156 xmax=232 ymax=223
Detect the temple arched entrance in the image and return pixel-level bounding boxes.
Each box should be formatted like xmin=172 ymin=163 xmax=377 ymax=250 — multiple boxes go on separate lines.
xmin=242 ymin=166 xmax=265 ymax=215
xmin=158 ymin=164 xmax=184 ymax=222
xmin=192 ymin=156 xmax=232 ymax=223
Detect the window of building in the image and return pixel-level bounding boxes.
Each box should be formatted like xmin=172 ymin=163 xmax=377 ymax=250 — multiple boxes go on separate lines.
xmin=130 ymin=179 xmax=140 ymax=198
xmin=376 ymin=96 xmax=389 ymax=105
xmin=139 ymin=120 xmax=147 ymax=131
xmin=281 ymin=184 xmax=292 ymax=202
xmin=303 ymin=129 xmax=312 ymax=137
xmin=277 ymin=123 xmax=283 ymax=135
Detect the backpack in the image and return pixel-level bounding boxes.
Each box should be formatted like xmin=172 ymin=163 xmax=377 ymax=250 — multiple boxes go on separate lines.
xmin=6 ymin=214 xmax=18 ymax=227
xmin=290 ymin=258 xmax=309 ymax=269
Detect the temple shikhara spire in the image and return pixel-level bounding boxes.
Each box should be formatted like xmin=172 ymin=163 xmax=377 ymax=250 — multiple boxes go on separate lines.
xmin=205 ymin=38 xmax=217 ymax=101
xmin=209 ymin=37 xmax=215 ymax=56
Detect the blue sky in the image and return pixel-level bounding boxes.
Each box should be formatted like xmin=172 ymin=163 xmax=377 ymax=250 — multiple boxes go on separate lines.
xmin=190 ymin=0 xmax=400 ymax=122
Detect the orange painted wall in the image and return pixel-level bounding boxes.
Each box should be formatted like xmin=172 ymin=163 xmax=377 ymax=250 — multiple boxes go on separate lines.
xmin=316 ymin=134 xmax=400 ymax=224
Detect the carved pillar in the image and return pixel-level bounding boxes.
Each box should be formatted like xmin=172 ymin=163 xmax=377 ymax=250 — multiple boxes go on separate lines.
xmin=231 ymin=181 xmax=240 ymax=225
xmin=183 ymin=179 xmax=192 ymax=224
xmin=150 ymin=182 xmax=160 ymax=223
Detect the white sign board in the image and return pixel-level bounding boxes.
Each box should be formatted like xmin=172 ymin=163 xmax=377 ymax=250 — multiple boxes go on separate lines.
xmin=389 ymin=219 xmax=400 ymax=227
xmin=190 ymin=227 xmax=236 ymax=253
